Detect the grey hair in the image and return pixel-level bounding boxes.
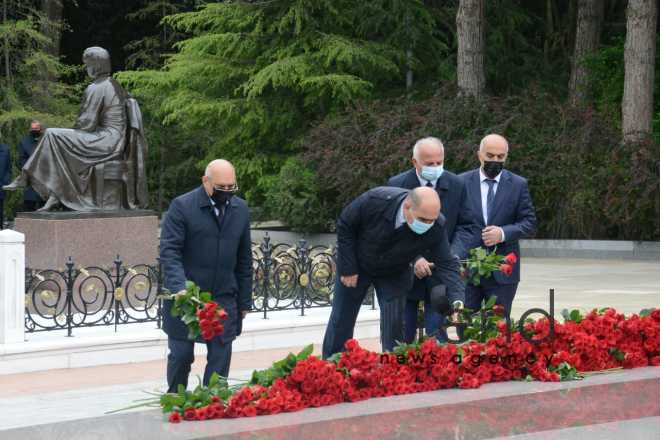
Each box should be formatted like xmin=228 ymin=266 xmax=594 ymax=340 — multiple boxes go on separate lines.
xmin=82 ymin=46 xmax=111 ymax=78
xmin=412 ymin=137 xmax=444 ymax=160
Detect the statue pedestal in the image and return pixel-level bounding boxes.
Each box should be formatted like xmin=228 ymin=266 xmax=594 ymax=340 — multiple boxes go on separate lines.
xmin=14 ymin=210 xmax=159 ymax=270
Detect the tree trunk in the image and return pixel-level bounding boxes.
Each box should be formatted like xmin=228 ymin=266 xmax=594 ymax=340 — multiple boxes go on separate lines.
xmin=622 ymin=0 xmax=658 ymax=144
xmin=569 ymin=0 xmax=604 ymax=106
xmin=2 ymin=0 xmax=10 ymax=96
xmin=40 ymin=0 xmax=63 ymax=57
xmin=456 ymin=0 xmax=485 ymax=99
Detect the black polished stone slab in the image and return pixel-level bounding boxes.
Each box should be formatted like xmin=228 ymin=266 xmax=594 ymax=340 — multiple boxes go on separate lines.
xmin=16 ymin=209 xmax=158 ymax=220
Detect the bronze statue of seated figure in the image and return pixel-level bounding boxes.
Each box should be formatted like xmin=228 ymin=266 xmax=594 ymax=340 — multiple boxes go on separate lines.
xmin=3 ymin=46 xmax=148 ymax=211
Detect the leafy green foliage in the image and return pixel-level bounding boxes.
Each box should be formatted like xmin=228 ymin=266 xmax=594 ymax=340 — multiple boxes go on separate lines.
xmin=248 ymin=344 xmax=314 ymax=388
xmin=301 ymin=85 xmax=659 ymax=239
xmin=561 ymin=308 xmax=584 ymax=324
xmin=462 ymin=247 xmax=506 ymax=286
xmin=117 ymin=0 xmax=448 ymax=208
xmin=548 ymin=362 xmax=584 ymax=381
xmin=167 ymin=281 xmax=212 ymax=340
xmin=160 ymin=373 xmax=233 ymax=414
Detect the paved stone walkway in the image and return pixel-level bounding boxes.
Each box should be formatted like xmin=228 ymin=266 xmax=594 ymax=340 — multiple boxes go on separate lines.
xmin=0 ymin=257 xmax=657 ymax=435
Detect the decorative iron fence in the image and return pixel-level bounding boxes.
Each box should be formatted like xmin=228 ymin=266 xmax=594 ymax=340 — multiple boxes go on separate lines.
xmin=24 ymin=235 xmax=375 ymax=335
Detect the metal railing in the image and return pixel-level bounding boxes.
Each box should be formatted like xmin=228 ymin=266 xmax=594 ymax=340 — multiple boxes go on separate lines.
xmin=24 ymin=235 xmax=375 ymax=335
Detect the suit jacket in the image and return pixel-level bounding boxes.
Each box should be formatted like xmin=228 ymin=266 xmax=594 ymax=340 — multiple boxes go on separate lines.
xmin=17 ymin=135 xmax=42 ymax=202
xmin=160 ymin=185 xmax=253 ymax=341
xmin=387 ymin=168 xmax=478 ymax=259
xmin=459 ymin=168 xmax=537 ymax=284
xmin=0 ymin=143 xmax=11 ymax=200
xmin=336 ymin=186 xmax=464 ymax=304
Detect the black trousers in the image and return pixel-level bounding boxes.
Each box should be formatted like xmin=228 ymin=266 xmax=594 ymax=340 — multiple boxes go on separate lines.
xmin=0 ymin=198 xmax=4 ymax=229
xmin=322 ymin=270 xmax=411 ymax=359
xmin=166 ymin=336 xmax=233 ymax=393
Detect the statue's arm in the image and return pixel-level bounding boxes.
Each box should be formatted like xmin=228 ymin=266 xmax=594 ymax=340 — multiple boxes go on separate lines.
xmin=73 ymin=83 xmax=104 ymax=131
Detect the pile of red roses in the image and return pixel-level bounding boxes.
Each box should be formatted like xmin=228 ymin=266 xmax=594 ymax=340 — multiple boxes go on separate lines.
xmin=166 ymin=307 xmax=659 ymax=423
xmin=196 ymin=301 xmax=228 ymax=341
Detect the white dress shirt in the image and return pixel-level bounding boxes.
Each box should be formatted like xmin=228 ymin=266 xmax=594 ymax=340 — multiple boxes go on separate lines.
xmin=479 ymin=168 xmax=505 ymax=241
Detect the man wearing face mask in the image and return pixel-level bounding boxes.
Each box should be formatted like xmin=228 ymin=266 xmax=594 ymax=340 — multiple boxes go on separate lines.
xmin=460 ymin=134 xmax=537 ymax=316
xmin=322 ymin=186 xmax=465 ymax=359
xmin=16 ymin=121 xmax=45 ymax=211
xmin=388 ymin=137 xmax=477 ymax=343
xmin=160 ymin=159 xmax=253 ymax=391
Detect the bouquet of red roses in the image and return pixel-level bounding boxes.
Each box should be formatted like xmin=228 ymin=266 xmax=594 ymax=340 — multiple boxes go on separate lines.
xmin=460 ymin=247 xmax=517 ymax=286
xmin=164 ymin=281 xmax=228 ymax=341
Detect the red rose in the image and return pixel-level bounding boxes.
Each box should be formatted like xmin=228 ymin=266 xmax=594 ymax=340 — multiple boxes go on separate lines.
xmin=504 ymin=252 xmax=517 ymax=265
xmin=168 ymin=411 xmax=182 ymax=423
xmin=218 ymin=309 xmax=229 ymax=321
xmin=500 ymin=264 xmax=513 ymax=276
xmin=201 ymin=329 xmax=214 ymax=340
xmin=345 ymin=339 xmax=359 ymax=351
xmin=183 ymin=408 xmax=196 ymax=421
xmin=199 ymin=319 xmax=211 ymax=329
xmin=493 ymin=304 xmax=506 ymax=317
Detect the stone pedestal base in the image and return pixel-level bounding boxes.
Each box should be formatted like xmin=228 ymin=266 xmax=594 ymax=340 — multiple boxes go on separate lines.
xmin=14 ymin=210 xmax=158 ymax=270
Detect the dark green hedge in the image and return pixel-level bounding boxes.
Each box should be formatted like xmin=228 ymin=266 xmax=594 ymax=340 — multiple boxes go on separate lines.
xmin=266 ymin=85 xmax=659 ymax=240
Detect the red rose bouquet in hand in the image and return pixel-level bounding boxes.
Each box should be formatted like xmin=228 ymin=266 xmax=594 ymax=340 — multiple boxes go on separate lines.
xmin=164 ymin=281 xmax=229 ymax=341
xmin=460 ymin=247 xmax=517 ymax=286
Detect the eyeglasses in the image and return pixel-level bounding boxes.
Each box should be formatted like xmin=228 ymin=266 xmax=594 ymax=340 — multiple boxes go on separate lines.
xmin=213 ymin=184 xmax=239 ymax=192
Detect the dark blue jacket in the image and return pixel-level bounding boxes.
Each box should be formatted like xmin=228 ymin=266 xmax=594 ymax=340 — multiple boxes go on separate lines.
xmin=0 ymin=144 xmax=11 ymax=200
xmin=17 ymin=135 xmax=42 ymax=202
xmin=336 ymin=186 xmax=464 ymax=304
xmin=160 ymin=185 xmax=253 ymax=341
xmin=387 ymin=168 xmax=478 ymax=259
xmin=459 ymin=169 xmax=537 ymax=284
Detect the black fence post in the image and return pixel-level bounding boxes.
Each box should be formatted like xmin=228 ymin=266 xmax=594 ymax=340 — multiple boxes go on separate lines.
xmin=298 ymin=239 xmax=309 ymax=317
xmin=65 ymin=257 xmax=75 ymax=337
xmin=260 ymin=234 xmax=272 ymax=320
xmin=113 ymin=255 xmax=122 ymax=333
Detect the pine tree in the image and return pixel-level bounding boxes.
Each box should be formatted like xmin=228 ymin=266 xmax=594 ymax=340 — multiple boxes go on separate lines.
xmin=118 ymin=0 xmax=445 ymax=206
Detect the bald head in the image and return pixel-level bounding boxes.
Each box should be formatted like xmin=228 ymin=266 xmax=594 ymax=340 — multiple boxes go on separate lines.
xmin=404 ymin=186 xmax=441 ymax=227
xmin=202 ymin=159 xmax=237 ymax=196
xmin=478 ymin=134 xmax=508 ymax=173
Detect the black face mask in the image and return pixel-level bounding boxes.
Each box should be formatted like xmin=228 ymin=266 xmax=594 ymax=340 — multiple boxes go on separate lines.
xmin=482 ymin=161 xmax=504 ymax=179
xmin=30 ymin=130 xmax=41 ymax=138
xmin=211 ymin=188 xmax=234 ymax=206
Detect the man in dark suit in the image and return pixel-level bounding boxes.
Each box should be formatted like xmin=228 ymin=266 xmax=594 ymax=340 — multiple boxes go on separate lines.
xmin=0 ymin=142 xmax=11 ymax=229
xmin=160 ymin=159 xmax=253 ymax=392
xmin=322 ymin=186 xmax=464 ymax=359
xmin=388 ymin=137 xmax=477 ymax=343
xmin=17 ymin=121 xmax=44 ymax=211
xmin=460 ymin=134 xmax=537 ymax=315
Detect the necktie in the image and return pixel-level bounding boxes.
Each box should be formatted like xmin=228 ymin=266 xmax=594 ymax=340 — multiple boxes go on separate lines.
xmin=426 ymin=180 xmax=433 ymax=188
xmin=486 ymin=179 xmax=496 ymax=224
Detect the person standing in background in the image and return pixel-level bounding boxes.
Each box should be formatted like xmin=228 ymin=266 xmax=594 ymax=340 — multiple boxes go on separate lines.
xmin=17 ymin=121 xmax=45 ymax=211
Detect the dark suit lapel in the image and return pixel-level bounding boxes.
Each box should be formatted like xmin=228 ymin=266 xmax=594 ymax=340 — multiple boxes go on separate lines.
xmin=470 ymin=170 xmax=485 ymax=227
xmin=435 ymin=173 xmax=450 ymax=207
xmin=404 ymin=169 xmax=420 ymax=189
xmin=197 ymin=186 xmax=223 ymax=231
xmin=488 ymin=170 xmax=512 ymax=224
